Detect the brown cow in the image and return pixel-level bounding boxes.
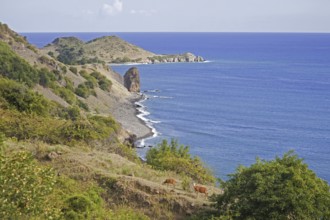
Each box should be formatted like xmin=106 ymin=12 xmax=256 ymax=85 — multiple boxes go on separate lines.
xmin=162 ymin=178 xmax=176 ymax=188
xmin=193 ymin=183 xmax=208 ymax=197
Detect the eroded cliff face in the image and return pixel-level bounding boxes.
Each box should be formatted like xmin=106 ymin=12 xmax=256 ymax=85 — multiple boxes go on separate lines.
xmin=124 ymin=67 xmax=140 ymax=92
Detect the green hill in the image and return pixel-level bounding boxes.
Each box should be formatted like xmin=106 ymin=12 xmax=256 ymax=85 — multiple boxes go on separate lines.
xmin=42 ymin=35 xmax=204 ymax=65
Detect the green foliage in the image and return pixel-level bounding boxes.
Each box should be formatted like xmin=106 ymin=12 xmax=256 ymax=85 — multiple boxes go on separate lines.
xmin=0 ymin=41 xmax=39 ymax=87
xmin=0 ymin=77 xmax=52 ymax=116
xmin=64 ymin=105 xmax=81 ymax=121
xmin=0 ymin=151 xmax=59 ymax=219
xmin=63 ymin=195 xmax=93 ymax=219
xmin=55 ymin=44 xmax=102 ymax=65
xmin=39 ymin=68 xmax=54 ymax=87
xmin=64 ymin=76 xmax=75 ymax=92
xmin=69 ymin=66 xmax=78 ymax=74
xmin=91 ymin=71 xmax=112 ymax=92
xmin=75 ymin=83 xmax=91 ymax=98
xmin=56 ymin=86 xmax=77 ymax=104
xmin=49 ymin=173 xmax=109 ymax=219
xmin=215 ymin=151 xmax=330 ymax=219
xmin=57 ymin=45 xmax=82 ymax=65
xmin=182 ymin=176 xmax=192 ymax=191
xmin=61 ymin=65 xmax=67 ymax=73
xmin=0 ymin=108 xmax=119 ymax=145
xmin=38 ymin=55 xmax=57 ymax=67
xmin=80 ymin=70 xmax=98 ymax=89
xmin=0 ymin=132 xmax=5 ymax=150
xmin=77 ymin=99 xmax=89 ymax=111
xmin=48 ymin=51 xmax=54 ymax=57
xmin=112 ymin=56 xmax=132 ymax=63
xmin=146 ymin=139 xmax=215 ymax=184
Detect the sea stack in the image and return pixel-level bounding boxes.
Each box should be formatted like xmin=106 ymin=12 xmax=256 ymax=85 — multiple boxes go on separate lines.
xmin=124 ymin=67 xmax=140 ymax=92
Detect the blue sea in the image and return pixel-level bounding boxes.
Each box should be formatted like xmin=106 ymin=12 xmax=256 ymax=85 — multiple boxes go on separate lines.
xmin=24 ymin=32 xmax=330 ymax=182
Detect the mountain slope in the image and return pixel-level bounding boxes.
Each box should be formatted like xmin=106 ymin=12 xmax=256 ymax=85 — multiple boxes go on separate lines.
xmin=0 ymin=22 xmax=220 ymax=220
xmin=0 ymin=22 xmax=150 ymax=140
xmin=42 ymin=35 xmax=204 ymax=65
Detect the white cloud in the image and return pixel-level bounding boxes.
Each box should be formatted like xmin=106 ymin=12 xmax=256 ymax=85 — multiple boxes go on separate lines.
xmin=102 ymin=0 xmax=123 ymax=16
xmin=130 ymin=9 xmax=157 ymax=16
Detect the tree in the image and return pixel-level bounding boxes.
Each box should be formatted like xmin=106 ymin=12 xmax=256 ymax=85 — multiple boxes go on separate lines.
xmin=215 ymin=151 xmax=330 ymax=219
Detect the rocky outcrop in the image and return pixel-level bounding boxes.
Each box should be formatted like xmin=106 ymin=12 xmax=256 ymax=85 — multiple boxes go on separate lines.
xmin=147 ymin=52 xmax=205 ymax=64
xmin=124 ymin=67 xmax=140 ymax=92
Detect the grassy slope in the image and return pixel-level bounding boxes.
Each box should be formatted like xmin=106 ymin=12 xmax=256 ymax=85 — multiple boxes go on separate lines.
xmin=0 ymin=22 xmax=221 ymax=219
xmin=42 ymin=36 xmax=156 ymax=64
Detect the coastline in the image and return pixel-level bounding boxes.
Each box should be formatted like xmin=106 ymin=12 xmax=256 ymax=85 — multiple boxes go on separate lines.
xmin=131 ymin=94 xmax=155 ymax=141
xmin=133 ymin=93 xmax=159 ymax=147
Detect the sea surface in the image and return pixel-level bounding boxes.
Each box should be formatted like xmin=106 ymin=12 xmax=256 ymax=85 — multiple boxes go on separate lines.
xmin=24 ymin=32 xmax=330 ymax=182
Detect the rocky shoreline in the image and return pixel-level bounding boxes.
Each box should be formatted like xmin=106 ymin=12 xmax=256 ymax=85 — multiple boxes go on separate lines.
xmin=146 ymin=52 xmax=204 ymax=64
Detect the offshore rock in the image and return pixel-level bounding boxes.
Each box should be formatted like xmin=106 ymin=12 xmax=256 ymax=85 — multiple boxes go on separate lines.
xmin=124 ymin=67 xmax=140 ymax=92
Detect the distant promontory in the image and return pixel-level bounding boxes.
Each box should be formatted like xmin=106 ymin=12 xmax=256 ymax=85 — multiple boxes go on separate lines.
xmin=42 ymin=36 xmax=205 ymax=65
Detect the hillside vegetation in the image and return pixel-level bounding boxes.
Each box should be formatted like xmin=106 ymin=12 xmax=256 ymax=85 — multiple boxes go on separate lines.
xmin=0 ymin=22 xmax=221 ymax=219
xmin=43 ymin=36 xmax=156 ymax=65
xmin=1 ymin=22 xmax=329 ymax=220
xmin=42 ymin=35 xmax=204 ymax=65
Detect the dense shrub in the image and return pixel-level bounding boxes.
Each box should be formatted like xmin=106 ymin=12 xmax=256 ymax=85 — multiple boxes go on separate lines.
xmin=0 ymin=151 xmax=59 ymax=219
xmin=215 ymin=152 xmax=330 ymax=219
xmin=0 ymin=108 xmax=120 ymax=145
xmin=57 ymin=86 xmax=77 ymax=104
xmin=0 ymin=41 xmax=39 ymax=87
xmin=75 ymin=83 xmax=91 ymax=98
xmin=48 ymin=51 xmax=54 ymax=57
xmin=146 ymin=139 xmax=215 ymax=184
xmin=69 ymin=66 xmax=78 ymax=74
xmin=91 ymin=71 xmax=112 ymax=92
xmin=0 ymin=77 xmax=52 ymax=116
xmin=38 ymin=67 xmax=62 ymax=88
xmin=77 ymin=99 xmax=89 ymax=111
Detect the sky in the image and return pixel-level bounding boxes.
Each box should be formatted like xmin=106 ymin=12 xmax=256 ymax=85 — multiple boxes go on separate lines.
xmin=1 ymin=0 xmax=330 ymax=32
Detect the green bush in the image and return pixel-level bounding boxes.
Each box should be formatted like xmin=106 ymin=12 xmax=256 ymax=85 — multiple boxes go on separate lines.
xmin=61 ymin=65 xmax=67 ymax=73
xmin=91 ymin=71 xmax=112 ymax=92
xmin=58 ymin=87 xmax=76 ymax=104
xmin=77 ymin=99 xmax=89 ymax=111
xmin=0 ymin=151 xmax=59 ymax=219
xmin=75 ymin=83 xmax=91 ymax=98
xmin=64 ymin=76 xmax=75 ymax=92
xmin=0 ymin=41 xmax=39 ymax=87
xmin=0 ymin=77 xmax=52 ymax=116
xmin=215 ymin=151 xmax=330 ymax=219
xmin=48 ymin=51 xmax=54 ymax=57
xmin=64 ymin=105 xmax=81 ymax=121
xmin=69 ymin=66 xmax=78 ymax=74
xmin=181 ymin=176 xmax=192 ymax=192
xmin=63 ymin=195 xmax=93 ymax=219
xmin=146 ymin=139 xmax=215 ymax=184
xmin=0 ymin=132 xmax=5 ymax=149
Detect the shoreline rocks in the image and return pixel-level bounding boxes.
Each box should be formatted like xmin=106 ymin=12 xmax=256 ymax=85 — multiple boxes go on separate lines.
xmin=146 ymin=52 xmax=205 ymax=64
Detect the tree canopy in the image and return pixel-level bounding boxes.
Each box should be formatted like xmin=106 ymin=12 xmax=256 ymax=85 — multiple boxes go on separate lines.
xmin=215 ymin=151 xmax=330 ymax=219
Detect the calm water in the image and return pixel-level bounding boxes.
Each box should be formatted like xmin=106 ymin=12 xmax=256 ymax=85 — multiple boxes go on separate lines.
xmin=24 ymin=32 xmax=330 ymax=182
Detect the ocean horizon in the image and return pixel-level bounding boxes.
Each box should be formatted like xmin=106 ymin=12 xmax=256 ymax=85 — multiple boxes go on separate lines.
xmin=24 ymin=32 xmax=330 ymax=182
